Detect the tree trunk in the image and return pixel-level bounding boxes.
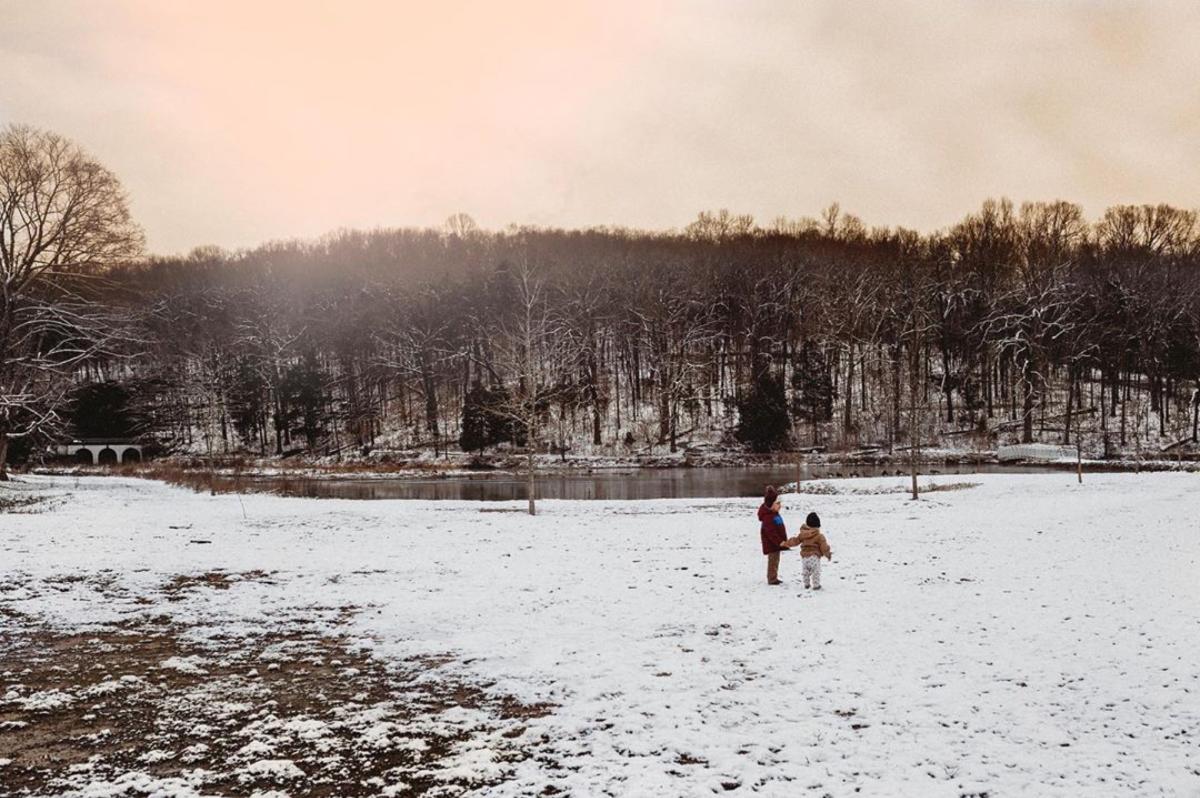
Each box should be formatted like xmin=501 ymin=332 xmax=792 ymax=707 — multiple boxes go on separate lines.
xmin=923 ymin=343 xmax=932 ymax=403
xmin=795 ymin=425 xmax=803 ymax=491
xmin=910 ymin=353 xmax=920 ymax=501
xmin=1063 ymin=366 xmax=1074 ymax=445
xmin=1150 ymin=371 xmax=1160 ymax=423
xmin=843 ymin=342 xmax=855 ymax=438
xmin=592 ymin=404 xmax=602 ymax=447
xmin=860 ymin=349 xmax=868 ymax=412
xmin=985 ymin=351 xmax=994 ymax=419
xmin=614 ymin=351 xmax=622 ymax=432
xmin=1110 ymin=369 xmax=1118 ymax=417
xmin=658 ymin=381 xmax=671 ymax=446
xmin=1159 ymin=376 xmax=1167 ymax=436
xmin=1021 ymin=357 xmax=1035 ymax=444
xmin=632 ymin=348 xmax=641 ymax=409
xmin=1191 ymin=388 xmax=1199 ymax=443
xmin=274 ymin=396 xmax=284 ymax=454
xmin=889 ymin=346 xmax=901 ymax=454
xmin=527 ymin=437 xmax=537 ymax=516
xmin=941 ymin=345 xmax=954 ymax=424
xmin=1009 ymin=358 xmax=1017 ymax=420
xmin=419 ymin=349 xmax=438 ymax=438
xmin=587 ymin=345 xmax=602 ymax=447
xmin=0 ymin=432 xmax=9 ymax=481
xmin=1099 ymin=372 xmax=1107 ymax=424
xmin=1120 ymin=377 xmax=1127 ymax=448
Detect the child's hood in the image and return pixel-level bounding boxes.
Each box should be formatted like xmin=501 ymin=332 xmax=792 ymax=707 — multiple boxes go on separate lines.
xmin=796 ymin=524 xmax=822 ymax=542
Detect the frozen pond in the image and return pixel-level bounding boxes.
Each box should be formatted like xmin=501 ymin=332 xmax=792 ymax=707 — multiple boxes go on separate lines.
xmin=175 ymin=462 xmax=1074 ymax=501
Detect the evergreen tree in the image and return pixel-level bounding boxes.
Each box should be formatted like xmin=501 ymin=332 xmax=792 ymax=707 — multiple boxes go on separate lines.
xmin=69 ymin=383 xmax=137 ymax=440
xmin=460 ymin=383 xmax=493 ymax=453
xmin=736 ymin=372 xmax=791 ymax=452
xmin=228 ymin=357 xmax=268 ymax=448
xmin=791 ymin=341 xmax=834 ymax=445
xmin=283 ymin=349 xmax=327 ymax=450
xmin=459 ymin=383 xmax=520 ymax=452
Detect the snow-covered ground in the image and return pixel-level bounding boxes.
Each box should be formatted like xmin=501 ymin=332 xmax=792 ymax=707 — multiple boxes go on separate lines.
xmin=1 ymin=472 xmax=1198 ymax=796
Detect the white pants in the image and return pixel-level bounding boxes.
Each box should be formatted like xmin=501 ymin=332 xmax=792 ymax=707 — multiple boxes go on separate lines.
xmin=802 ymin=556 xmax=822 ymax=588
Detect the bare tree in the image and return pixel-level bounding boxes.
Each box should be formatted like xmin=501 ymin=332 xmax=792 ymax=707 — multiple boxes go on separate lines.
xmin=984 ymin=202 xmax=1085 ymax=443
xmin=476 ymin=256 xmax=573 ymax=515
xmin=633 ymin=280 xmax=718 ymax=453
xmin=444 ymin=212 xmax=479 ymax=239
xmin=375 ymin=285 xmax=459 ymax=453
xmin=876 ymin=230 xmax=937 ymax=500
xmin=685 ymin=209 xmax=755 ymax=242
xmin=0 ymin=125 xmax=143 ymax=477
xmin=560 ymin=272 xmax=613 ymax=448
xmin=235 ymin=289 xmax=305 ymax=454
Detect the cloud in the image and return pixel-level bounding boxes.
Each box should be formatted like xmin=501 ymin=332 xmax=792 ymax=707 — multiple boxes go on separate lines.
xmin=2 ymin=0 xmax=1197 ymax=253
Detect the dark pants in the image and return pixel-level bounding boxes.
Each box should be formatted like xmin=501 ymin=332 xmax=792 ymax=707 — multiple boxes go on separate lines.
xmin=766 ymin=552 xmax=780 ymax=583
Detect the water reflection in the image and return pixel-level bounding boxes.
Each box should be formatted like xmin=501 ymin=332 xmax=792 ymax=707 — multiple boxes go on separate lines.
xmin=174 ymin=463 xmax=1072 ymax=501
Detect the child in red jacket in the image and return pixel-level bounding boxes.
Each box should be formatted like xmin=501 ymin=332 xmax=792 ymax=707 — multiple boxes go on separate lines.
xmin=758 ymin=485 xmax=789 ymax=585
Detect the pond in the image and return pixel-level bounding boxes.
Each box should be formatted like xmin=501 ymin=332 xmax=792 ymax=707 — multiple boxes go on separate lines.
xmin=173 ymin=463 xmax=1076 ymax=501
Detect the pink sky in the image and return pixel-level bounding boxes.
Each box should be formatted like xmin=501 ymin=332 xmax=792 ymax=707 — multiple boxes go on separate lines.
xmin=3 ymin=0 xmax=1199 ymax=254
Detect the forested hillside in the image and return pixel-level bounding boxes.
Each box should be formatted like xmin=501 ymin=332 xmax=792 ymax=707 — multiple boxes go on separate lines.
xmin=78 ymin=201 xmax=1200 ymax=462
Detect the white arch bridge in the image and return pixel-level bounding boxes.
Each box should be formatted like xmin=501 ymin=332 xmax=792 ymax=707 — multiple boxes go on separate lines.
xmin=54 ymin=440 xmax=145 ymax=465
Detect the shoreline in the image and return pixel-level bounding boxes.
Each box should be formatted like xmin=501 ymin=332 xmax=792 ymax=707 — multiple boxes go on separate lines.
xmin=23 ymin=447 xmax=1200 ymax=484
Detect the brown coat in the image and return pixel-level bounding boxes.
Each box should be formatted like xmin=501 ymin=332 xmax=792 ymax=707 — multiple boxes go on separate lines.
xmin=786 ymin=525 xmax=831 ymax=559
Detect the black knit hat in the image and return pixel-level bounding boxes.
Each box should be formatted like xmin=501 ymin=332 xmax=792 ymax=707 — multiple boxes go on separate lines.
xmin=805 ymin=511 xmax=821 ymax=528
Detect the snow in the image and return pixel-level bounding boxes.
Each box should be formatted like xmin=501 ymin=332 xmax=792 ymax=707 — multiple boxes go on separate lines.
xmin=234 ymin=740 xmax=275 ymax=760
xmin=83 ymin=678 xmax=140 ymax=697
xmin=159 ymin=655 xmax=209 ymax=675
xmin=70 ymin=770 xmax=209 ymax=797
xmin=2 ymin=472 xmax=1199 ymax=795
xmin=137 ymin=750 xmax=176 ymax=764
xmin=275 ymin=717 xmax=329 ymax=741
xmin=238 ymin=759 xmax=305 ymax=782
xmin=9 ymin=688 xmax=76 ymax=712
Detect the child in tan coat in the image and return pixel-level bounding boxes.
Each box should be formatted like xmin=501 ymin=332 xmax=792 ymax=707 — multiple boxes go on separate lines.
xmin=786 ymin=511 xmax=832 ymax=590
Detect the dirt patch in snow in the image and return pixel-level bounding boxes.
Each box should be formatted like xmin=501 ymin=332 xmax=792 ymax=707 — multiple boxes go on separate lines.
xmin=162 ymin=569 xmax=276 ymax=597
xmin=0 ymin=615 xmax=553 ymax=797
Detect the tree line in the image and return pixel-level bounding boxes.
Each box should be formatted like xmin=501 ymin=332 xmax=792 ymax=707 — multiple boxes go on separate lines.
xmin=3 ymin=126 xmax=1200 ymax=481
xmin=100 ymin=201 xmax=1200 ymax=463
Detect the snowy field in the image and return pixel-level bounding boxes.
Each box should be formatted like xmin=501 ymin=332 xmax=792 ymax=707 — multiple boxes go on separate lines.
xmin=1 ymin=472 xmax=1198 ymax=796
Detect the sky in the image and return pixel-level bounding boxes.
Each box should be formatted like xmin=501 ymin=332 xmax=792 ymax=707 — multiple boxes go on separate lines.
xmin=3 ymin=0 xmax=1199 ymax=255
